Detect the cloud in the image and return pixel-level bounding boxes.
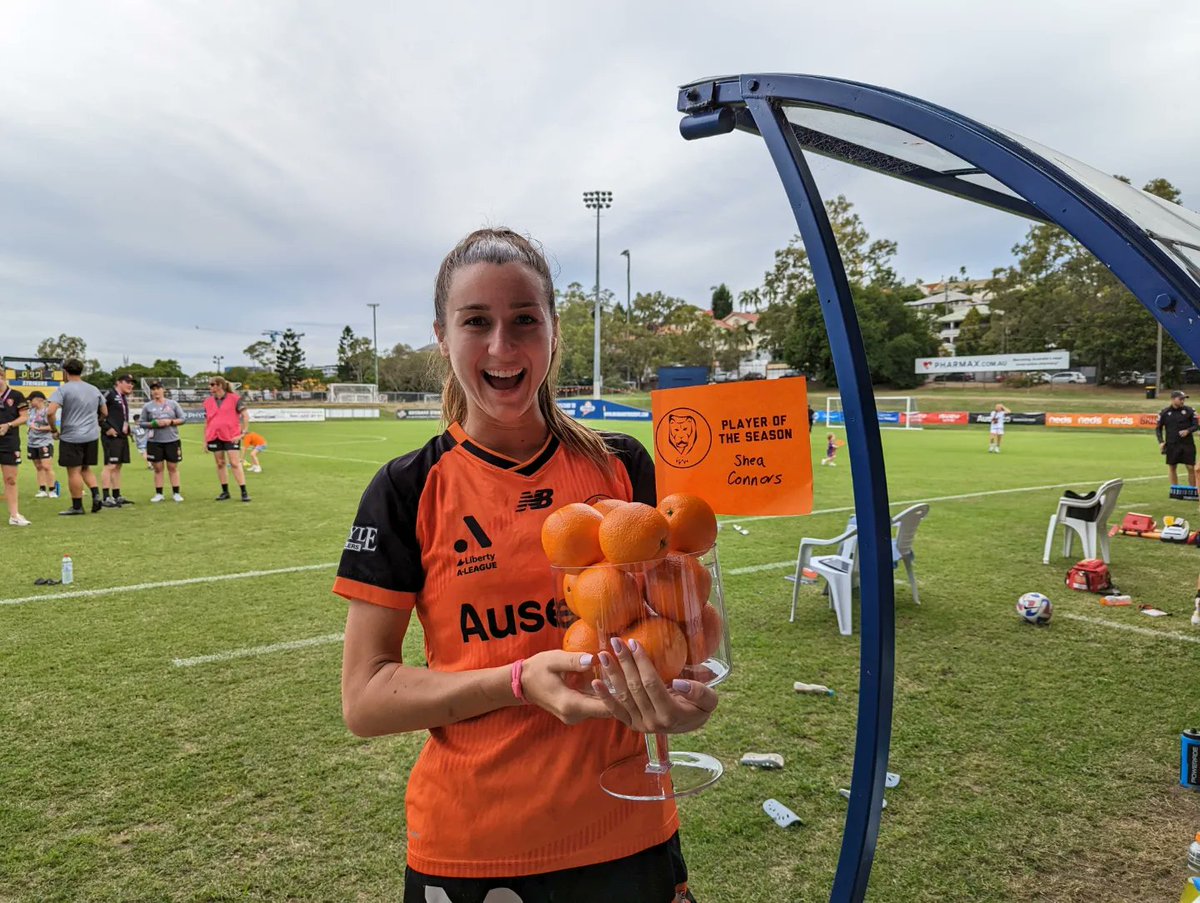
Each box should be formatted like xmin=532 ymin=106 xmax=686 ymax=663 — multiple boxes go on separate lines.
xmin=3 ymin=0 xmax=1198 ymax=371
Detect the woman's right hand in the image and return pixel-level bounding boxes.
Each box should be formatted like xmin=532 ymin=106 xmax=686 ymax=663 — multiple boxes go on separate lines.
xmin=521 ymin=650 xmax=612 ymax=726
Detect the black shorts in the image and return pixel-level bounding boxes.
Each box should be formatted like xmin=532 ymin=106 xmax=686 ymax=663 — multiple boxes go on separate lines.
xmin=1165 ymin=442 xmax=1197 ymax=467
xmin=103 ymin=434 xmax=131 ymax=465
xmin=147 ymin=440 xmax=183 ymax=463
xmin=0 ymin=442 xmax=21 ymax=466
xmin=27 ymin=445 xmax=53 ymax=461
xmin=59 ymin=439 xmax=98 ymax=468
xmin=403 ymin=833 xmax=689 ymax=903
xmin=207 ymin=439 xmax=241 ymax=452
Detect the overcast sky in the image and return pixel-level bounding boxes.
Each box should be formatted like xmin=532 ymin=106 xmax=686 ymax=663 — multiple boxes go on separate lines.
xmin=4 ymin=1 xmax=1199 ymax=374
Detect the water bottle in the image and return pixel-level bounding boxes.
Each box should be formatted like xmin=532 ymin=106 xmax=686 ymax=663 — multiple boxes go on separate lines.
xmin=1181 ymin=875 xmax=1200 ymax=903
xmin=61 ymin=555 xmax=73 ymax=586
xmin=1189 ymin=832 xmax=1200 ymax=873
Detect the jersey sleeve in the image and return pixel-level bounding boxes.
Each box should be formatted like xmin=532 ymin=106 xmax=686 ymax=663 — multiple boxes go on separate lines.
xmin=602 ymin=433 xmax=658 ymax=505
xmin=333 ymin=458 xmax=427 ymax=610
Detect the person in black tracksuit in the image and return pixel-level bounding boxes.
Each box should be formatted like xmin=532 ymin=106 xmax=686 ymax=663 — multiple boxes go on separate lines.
xmin=1156 ymin=389 xmax=1198 ymax=488
xmin=101 ymin=374 xmax=136 ymax=507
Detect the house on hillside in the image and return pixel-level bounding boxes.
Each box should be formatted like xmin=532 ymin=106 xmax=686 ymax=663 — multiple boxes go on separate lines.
xmin=907 ymin=279 xmax=994 ymax=354
xmin=705 ymin=309 xmax=773 ymax=378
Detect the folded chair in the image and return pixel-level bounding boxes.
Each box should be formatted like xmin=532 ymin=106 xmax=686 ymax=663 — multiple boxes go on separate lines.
xmin=1041 ymin=478 xmax=1123 ymax=565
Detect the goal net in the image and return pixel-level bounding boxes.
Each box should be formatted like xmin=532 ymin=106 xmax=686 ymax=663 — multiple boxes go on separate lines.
xmin=328 ymin=383 xmax=379 ymax=404
xmin=825 ymin=395 xmax=922 ymax=430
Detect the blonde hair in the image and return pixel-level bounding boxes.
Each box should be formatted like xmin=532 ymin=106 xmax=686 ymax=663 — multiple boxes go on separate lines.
xmin=433 ymin=228 xmax=613 ymax=474
xmin=210 ymin=376 xmax=232 ymax=393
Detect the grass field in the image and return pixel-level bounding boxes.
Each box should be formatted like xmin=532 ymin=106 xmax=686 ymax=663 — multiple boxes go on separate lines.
xmin=4 ymin=417 xmax=1199 ymax=901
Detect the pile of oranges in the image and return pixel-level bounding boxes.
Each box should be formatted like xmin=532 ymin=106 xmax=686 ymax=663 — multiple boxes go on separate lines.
xmin=541 ymin=493 xmax=723 ymax=683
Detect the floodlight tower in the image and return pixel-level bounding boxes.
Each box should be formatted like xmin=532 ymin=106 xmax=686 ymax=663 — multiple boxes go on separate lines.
xmin=583 ymin=190 xmax=613 ymax=399
xmin=620 ymin=249 xmax=631 ymax=322
xmin=367 ymin=303 xmax=380 ymax=386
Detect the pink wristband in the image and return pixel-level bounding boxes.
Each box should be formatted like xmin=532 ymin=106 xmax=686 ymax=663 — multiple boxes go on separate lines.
xmin=510 ymin=658 xmax=528 ymax=704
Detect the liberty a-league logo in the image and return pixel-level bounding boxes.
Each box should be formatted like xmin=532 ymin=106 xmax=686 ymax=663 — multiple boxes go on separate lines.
xmin=515 ymin=488 xmax=554 ymax=512
xmin=344 ymin=524 xmax=378 ymax=553
xmin=455 ymin=515 xmax=497 ymax=577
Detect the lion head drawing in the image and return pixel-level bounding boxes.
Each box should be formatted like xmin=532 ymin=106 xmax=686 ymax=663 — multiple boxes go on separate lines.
xmin=668 ymin=413 xmax=697 ymax=458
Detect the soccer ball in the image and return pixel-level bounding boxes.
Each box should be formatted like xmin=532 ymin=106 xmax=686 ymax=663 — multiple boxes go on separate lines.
xmin=1016 ymin=592 xmax=1053 ymax=625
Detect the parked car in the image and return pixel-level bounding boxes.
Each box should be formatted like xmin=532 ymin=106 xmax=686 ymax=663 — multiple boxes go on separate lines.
xmin=1107 ymin=370 xmax=1143 ymax=386
xmin=1047 ymin=371 xmax=1087 ymax=384
xmin=1142 ymin=371 xmax=1159 ymax=386
xmin=741 ymin=372 xmax=765 ymax=381
xmin=931 ymin=373 xmax=976 ymax=382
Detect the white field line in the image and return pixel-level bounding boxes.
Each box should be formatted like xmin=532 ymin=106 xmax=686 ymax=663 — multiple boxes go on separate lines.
xmin=263 ymin=448 xmax=382 ymax=465
xmin=0 ymin=563 xmax=337 ymax=607
xmin=1058 ymin=612 xmax=1200 ymax=644
xmin=180 ymin=436 xmax=381 ymax=466
xmin=722 ymin=474 xmax=1163 ymax=525
xmin=728 ymin=561 xmax=799 ymax=575
xmin=720 ymin=474 xmax=1164 ymax=574
xmin=172 ymin=632 xmax=345 ymax=667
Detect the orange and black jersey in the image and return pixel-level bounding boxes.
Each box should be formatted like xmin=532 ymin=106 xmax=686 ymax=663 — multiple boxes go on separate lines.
xmin=0 ymin=388 xmax=27 ymax=448
xmin=333 ymin=422 xmax=675 ymax=879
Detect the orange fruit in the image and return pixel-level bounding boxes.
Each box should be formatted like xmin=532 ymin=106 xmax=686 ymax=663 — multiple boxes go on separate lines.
xmin=541 ymin=503 xmax=604 ymax=567
xmin=684 ymin=604 xmax=723 ymax=665
xmin=598 ymin=502 xmax=669 ymax=564
xmin=592 ymin=498 xmax=626 ymax=515
xmin=643 ymin=555 xmax=712 ymax=622
xmin=622 ymin=617 xmax=687 ymax=683
xmin=658 ymin=493 xmax=718 ymax=554
xmin=561 ymin=571 xmax=578 ymax=612
xmin=569 ymin=566 xmax=643 ymax=633
xmin=562 ymin=618 xmax=602 ymax=655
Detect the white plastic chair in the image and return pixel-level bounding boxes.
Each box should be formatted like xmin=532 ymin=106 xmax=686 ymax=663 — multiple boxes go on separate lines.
xmin=788 ymin=517 xmax=859 ymax=625
xmin=788 ymin=504 xmax=929 ymax=635
xmin=1041 ymin=478 xmax=1123 ymax=565
xmin=892 ymin=504 xmax=930 ymax=607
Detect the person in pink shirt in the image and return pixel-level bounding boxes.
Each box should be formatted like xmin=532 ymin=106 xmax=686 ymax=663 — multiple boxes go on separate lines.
xmin=203 ymin=376 xmax=251 ymax=502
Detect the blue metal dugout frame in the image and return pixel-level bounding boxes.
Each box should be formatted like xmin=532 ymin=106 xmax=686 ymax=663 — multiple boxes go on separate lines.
xmin=677 ymin=73 xmax=1200 ymax=902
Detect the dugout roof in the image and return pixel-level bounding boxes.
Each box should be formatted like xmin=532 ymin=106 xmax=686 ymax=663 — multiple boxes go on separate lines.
xmin=676 ymin=73 xmax=1200 ymax=903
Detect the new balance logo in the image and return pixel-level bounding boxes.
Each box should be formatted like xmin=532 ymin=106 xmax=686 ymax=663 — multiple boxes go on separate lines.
xmin=515 ymin=488 xmax=554 ymax=512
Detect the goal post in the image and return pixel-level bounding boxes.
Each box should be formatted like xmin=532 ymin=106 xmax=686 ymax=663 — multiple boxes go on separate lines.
xmin=825 ymin=395 xmax=922 ymax=430
xmin=328 ymin=383 xmax=379 ymax=404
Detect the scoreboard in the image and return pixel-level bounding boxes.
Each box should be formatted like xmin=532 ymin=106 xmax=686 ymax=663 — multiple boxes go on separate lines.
xmin=2 ymin=357 xmax=65 ymax=388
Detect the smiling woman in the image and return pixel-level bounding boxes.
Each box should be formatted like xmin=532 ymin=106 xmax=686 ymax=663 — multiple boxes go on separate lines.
xmin=431 ymin=229 xmax=613 ymax=470
xmin=332 ymin=227 xmax=712 ymax=903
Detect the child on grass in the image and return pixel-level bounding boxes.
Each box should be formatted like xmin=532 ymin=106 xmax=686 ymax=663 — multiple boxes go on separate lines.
xmin=821 ymin=433 xmax=838 ymax=466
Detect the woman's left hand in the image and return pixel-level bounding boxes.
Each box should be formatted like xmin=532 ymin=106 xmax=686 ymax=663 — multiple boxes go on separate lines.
xmin=591 ymin=636 xmax=718 ymax=734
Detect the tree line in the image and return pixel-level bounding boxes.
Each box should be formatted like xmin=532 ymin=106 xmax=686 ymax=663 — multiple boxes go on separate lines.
xmin=956 ymin=177 xmax=1189 ymax=383
xmin=33 ymin=180 xmax=1190 ymax=394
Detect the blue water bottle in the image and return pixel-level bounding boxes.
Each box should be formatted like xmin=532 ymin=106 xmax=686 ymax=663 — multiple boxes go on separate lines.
xmin=1182 ymin=729 xmax=1200 ymax=789
xmin=61 ymin=554 xmax=73 ymax=586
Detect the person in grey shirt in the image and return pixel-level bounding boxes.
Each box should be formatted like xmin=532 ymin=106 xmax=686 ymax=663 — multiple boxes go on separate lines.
xmin=25 ymin=391 xmax=58 ymax=499
xmin=142 ymin=381 xmax=186 ymax=503
xmin=46 ymin=358 xmax=107 ymax=515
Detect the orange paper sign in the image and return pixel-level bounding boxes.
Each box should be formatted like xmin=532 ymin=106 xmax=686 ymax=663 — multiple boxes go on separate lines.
xmin=651 ymin=379 xmax=813 ymax=516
